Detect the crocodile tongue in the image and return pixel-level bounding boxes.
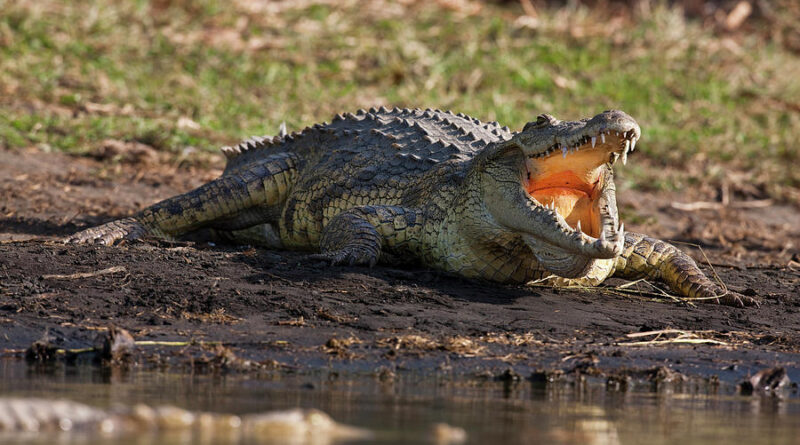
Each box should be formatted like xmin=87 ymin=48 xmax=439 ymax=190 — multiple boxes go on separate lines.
xmin=527 ymin=171 xmax=599 ymax=238
xmin=525 ymin=148 xmax=607 ymax=238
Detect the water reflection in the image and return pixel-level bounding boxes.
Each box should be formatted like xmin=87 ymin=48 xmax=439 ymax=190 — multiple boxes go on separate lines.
xmin=0 ymin=359 xmax=798 ymax=445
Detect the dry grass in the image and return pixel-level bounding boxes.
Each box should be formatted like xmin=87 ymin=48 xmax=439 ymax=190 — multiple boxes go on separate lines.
xmin=1 ymin=0 xmax=798 ymax=198
xmin=180 ymin=307 xmax=241 ymax=324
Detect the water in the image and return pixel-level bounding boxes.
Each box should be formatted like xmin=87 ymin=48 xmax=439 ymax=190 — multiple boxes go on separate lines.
xmin=1 ymin=359 xmax=799 ymax=444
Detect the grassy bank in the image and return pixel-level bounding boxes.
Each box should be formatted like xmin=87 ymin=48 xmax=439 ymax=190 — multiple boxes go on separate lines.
xmin=1 ymin=0 xmax=798 ymax=199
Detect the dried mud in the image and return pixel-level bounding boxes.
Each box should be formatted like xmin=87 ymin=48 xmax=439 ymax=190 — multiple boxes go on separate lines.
xmin=1 ymin=147 xmax=800 ymax=385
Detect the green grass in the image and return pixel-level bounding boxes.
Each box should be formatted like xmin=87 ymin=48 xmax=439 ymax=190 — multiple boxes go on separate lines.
xmin=1 ymin=0 xmax=798 ymax=198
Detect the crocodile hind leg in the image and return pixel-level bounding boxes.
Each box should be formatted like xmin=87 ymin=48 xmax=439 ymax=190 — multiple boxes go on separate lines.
xmin=611 ymin=232 xmax=758 ymax=307
xmin=66 ymin=153 xmax=299 ymax=245
xmin=308 ymin=205 xmax=423 ymax=266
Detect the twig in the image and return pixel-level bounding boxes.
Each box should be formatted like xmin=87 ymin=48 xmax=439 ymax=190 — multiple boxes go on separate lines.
xmin=527 ymin=278 xmax=689 ymax=305
xmin=670 ymin=199 xmax=772 ymax=211
xmin=620 ymin=329 xmax=730 ymax=346
xmin=618 ymin=338 xmax=729 ymax=346
xmin=615 ymin=278 xmax=649 ymax=289
xmin=519 ymin=0 xmax=538 ymax=18
xmin=625 ymin=329 xmax=698 ymax=338
xmin=134 ymin=340 xmax=223 ymax=347
xmin=42 ymin=266 xmax=126 ymax=280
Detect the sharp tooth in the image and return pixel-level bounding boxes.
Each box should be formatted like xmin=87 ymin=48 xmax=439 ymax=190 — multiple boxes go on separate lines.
xmin=576 ymin=220 xmax=582 ymax=233
xmin=601 ymin=133 xmax=606 ymax=143
xmin=630 ymin=138 xmax=636 ymax=151
xmin=621 ymin=149 xmax=628 ymax=165
xmin=591 ymin=136 xmax=596 ymax=148
xmin=624 ymin=139 xmax=630 ymax=152
xmin=561 ymin=145 xmax=567 ymax=158
xmin=618 ymin=222 xmax=624 ymax=235
xmin=600 ymin=229 xmax=606 ymax=241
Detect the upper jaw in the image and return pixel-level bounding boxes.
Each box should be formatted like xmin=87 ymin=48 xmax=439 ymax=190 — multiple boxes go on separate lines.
xmin=525 ymin=118 xmax=641 ymax=166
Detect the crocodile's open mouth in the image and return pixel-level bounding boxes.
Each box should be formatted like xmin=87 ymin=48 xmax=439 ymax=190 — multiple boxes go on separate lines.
xmin=523 ymin=129 xmax=638 ymax=240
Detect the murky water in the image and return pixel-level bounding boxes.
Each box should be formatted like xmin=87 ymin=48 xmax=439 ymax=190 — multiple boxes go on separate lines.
xmin=1 ymin=360 xmax=799 ymax=445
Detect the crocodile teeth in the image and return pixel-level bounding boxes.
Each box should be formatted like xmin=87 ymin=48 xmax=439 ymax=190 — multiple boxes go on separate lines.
xmin=561 ymin=146 xmax=568 ymax=158
xmin=630 ymin=138 xmax=636 ymax=151
xmin=576 ymin=220 xmax=582 ymax=233
xmin=624 ymin=139 xmax=630 ymax=153
xmin=591 ymin=136 xmax=596 ymax=148
xmin=621 ymin=149 xmax=628 ymax=165
xmin=600 ymin=133 xmax=606 ymax=143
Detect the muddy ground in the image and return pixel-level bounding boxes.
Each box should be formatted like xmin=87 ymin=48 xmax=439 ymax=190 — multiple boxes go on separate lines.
xmin=1 ymin=147 xmax=800 ymax=386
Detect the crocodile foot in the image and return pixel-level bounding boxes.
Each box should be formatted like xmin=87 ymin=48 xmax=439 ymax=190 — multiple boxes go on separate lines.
xmin=306 ymin=247 xmax=379 ymax=267
xmin=710 ymin=291 xmax=760 ymax=308
xmin=65 ymin=217 xmax=148 ymax=246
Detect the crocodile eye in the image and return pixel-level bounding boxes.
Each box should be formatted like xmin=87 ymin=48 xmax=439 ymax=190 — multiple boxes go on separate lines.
xmin=523 ymin=114 xmax=556 ymax=132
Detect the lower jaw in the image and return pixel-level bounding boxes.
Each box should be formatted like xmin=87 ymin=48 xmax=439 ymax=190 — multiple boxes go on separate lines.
xmin=521 ymin=234 xmax=597 ymax=278
xmin=543 ymin=257 xmax=617 ymax=284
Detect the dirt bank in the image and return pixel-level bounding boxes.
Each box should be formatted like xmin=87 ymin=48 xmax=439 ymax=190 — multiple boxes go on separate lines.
xmin=1 ymin=147 xmax=799 ymax=384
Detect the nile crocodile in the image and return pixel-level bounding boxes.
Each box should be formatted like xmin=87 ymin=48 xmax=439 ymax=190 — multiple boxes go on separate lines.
xmin=66 ymin=108 xmax=754 ymax=306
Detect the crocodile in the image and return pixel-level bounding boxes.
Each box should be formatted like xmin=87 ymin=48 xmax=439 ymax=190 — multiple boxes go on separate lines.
xmin=66 ymin=107 xmax=755 ymax=306
xmin=0 ymin=397 xmax=371 ymax=443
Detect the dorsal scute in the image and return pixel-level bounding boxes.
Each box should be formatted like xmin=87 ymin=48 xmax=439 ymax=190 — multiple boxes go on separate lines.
xmin=353 ymin=107 xmax=512 ymax=164
xmin=221 ymin=108 xmax=514 ymax=174
xmin=221 ymin=132 xmax=291 ymax=173
xmin=221 ymin=135 xmax=273 ymax=160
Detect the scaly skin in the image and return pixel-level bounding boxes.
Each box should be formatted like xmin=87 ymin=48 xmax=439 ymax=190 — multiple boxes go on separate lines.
xmin=66 ymin=107 xmax=756 ymax=307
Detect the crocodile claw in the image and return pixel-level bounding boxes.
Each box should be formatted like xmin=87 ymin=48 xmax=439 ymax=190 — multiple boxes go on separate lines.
xmin=712 ymin=291 xmax=760 ymax=308
xmin=64 ymin=217 xmax=148 ymax=246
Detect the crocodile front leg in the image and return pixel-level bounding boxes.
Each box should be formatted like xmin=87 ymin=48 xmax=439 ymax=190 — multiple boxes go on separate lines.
xmin=66 ymin=153 xmax=299 ymax=245
xmin=612 ymin=232 xmax=758 ymax=307
xmin=309 ymin=205 xmax=423 ymax=266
